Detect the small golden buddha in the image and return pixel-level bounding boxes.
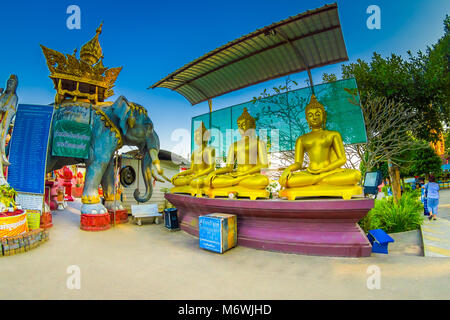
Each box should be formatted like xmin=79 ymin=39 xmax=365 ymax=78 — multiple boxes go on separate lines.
xmin=279 ymin=95 xmax=362 ymax=200
xmin=171 ymin=122 xmax=215 ymax=197
xmin=206 ymin=108 xmax=269 ymax=200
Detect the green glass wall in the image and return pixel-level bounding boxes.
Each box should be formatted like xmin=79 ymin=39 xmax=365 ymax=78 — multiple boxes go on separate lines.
xmin=191 ymin=78 xmax=367 ymax=158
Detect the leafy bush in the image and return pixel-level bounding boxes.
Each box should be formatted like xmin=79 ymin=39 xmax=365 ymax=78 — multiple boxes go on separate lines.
xmin=403 ymin=183 xmax=412 ymax=193
xmin=359 ymin=190 xmax=423 ymax=234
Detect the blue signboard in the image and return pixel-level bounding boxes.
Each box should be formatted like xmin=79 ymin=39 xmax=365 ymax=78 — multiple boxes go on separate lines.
xmin=7 ymin=104 xmax=54 ymax=194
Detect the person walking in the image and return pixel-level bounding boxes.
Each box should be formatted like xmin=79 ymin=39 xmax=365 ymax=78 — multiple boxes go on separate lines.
xmin=425 ymin=175 xmax=440 ymax=221
xmin=420 ymin=178 xmax=429 ymax=216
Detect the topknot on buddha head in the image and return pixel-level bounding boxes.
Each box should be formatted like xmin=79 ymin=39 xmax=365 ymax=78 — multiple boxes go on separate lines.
xmin=305 ymin=94 xmax=327 ymax=129
xmin=194 ymin=121 xmax=210 ymax=145
xmin=237 ymin=108 xmax=256 ymax=132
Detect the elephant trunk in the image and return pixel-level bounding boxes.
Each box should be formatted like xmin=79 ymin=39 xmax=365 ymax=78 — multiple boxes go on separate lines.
xmin=133 ymin=148 xmax=160 ymax=203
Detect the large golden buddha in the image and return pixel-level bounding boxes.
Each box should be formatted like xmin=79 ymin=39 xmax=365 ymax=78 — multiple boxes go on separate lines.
xmin=206 ymin=108 xmax=269 ymax=200
xmin=279 ymin=95 xmax=362 ymax=200
xmin=171 ymin=122 xmax=215 ymax=197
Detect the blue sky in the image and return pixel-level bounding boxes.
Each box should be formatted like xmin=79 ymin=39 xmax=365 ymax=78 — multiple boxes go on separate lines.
xmin=0 ymin=0 xmax=448 ymax=157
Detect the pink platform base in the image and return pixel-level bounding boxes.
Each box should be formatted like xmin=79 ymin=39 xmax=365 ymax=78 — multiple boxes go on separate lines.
xmin=164 ymin=194 xmax=374 ymax=258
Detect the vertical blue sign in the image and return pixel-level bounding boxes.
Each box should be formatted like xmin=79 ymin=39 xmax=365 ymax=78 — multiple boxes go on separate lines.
xmin=7 ymin=104 xmax=54 ymax=194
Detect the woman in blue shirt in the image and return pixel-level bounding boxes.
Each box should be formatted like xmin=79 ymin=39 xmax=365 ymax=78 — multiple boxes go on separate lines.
xmin=426 ymin=175 xmax=440 ymax=221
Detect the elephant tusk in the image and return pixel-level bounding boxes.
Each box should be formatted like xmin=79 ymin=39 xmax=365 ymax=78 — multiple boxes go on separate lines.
xmin=148 ymin=148 xmax=170 ymax=182
xmin=160 ymin=173 xmax=172 ymax=183
xmin=151 ymin=169 xmax=164 ymax=183
xmin=161 ymin=173 xmax=171 ymax=183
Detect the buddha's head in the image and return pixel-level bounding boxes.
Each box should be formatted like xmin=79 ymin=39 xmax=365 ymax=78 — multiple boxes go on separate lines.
xmin=305 ymin=95 xmax=327 ymax=130
xmin=194 ymin=121 xmax=210 ymax=147
xmin=237 ymin=108 xmax=256 ymax=137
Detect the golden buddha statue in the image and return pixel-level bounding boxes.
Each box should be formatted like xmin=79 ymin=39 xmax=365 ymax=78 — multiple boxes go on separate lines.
xmin=170 ymin=122 xmax=215 ymax=197
xmin=206 ymin=108 xmax=269 ymax=200
xmin=279 ymin=95 xmax=362 ymax=200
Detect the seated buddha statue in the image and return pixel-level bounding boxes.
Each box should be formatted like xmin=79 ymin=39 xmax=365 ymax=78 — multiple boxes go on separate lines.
xmin=170 ymin=121 xmax=215 ymax=197
xmin=205 ymin=108 xmax=269 ymax=200
xmin=279 ymin=95 xmax=362 ymax=200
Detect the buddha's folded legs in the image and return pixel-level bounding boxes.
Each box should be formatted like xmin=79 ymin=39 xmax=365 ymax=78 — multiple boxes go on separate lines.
xmin=172 ymin=175 xmax=194 ymax=187
xmin=285 ymin=171 xmax=322 ymax=188
xmin=211 ymin=174 xmax=269 ymax=189
xmin=190 ymin=176 xmax=207 ymax=188
xmin=210 ymin=175 xmax=239 ymax=188
xmin=286 ymin=169 xmax=360 ymax=188
xmin=320 ymin=169 xmax=361 ymax=185
xmin=239 ymin=174 xmax=269 ymax=189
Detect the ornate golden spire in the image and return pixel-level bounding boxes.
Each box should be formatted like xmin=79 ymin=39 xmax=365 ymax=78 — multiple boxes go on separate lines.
xmin=237 ymin=108 xmax=256 ymax=129
xmin=80 ymin=23 xmax=104 ymax=65
xmin=40 ymin=23 xmax=122 ymax=104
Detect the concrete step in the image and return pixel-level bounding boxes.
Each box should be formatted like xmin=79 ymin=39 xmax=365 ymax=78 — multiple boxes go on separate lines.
xmin=421 ymin=217 xmax=450 ymax=258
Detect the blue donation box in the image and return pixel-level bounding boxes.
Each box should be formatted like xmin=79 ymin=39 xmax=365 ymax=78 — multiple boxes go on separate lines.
xmin=199 ymin=213 xmax=237 ymax=254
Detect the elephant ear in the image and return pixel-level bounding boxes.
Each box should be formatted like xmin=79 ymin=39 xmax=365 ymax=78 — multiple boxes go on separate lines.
xmin=113 ymin=96 xmax=133 ymax=135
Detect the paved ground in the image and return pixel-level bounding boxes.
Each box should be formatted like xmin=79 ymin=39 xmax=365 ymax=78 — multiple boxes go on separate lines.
xmin=1 ymin=191 xmax=450 ymax=300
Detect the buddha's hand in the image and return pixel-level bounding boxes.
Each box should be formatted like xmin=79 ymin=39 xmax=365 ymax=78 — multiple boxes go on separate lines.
xmin=307 ymin=167 xmax=323 ymax=175
xmin=231 ymin=172 xmax=246 ymax=178
xmin=279 ymin=169 xmax=291 ymax=187
xmin=170 ymin=173 xmax=180 ymax=184
xmin=205 ymin=173 xmax=216 ymax=186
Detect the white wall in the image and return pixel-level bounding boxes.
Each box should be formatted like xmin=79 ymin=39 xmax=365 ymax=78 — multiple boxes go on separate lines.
xmin=120 ymin=157 xmax=179 ymax=213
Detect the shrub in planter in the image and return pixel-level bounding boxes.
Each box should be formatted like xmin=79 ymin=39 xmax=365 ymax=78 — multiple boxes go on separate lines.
xmin=403 ymin=183 xmax=412 ymax=193
xmin=359 ymin=190 xmax=423 ymax=234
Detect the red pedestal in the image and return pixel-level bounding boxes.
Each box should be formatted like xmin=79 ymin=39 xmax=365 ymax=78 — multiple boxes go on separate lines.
xmin=165 ymin=194 xmax=374 ymax=258
xmin=80 ymin=213 xmax=111 ymax=231
xmin=45 ymin=180 xmax=58 ymax=211
xmin=40 ymin=211 xmax=53 ymax=229
xmin=57 ymin=167 xmax=74 ymax=202
xmin=72 ymin=186 xmax=84 ymax=198
xmin=63 ymin=181 xmax=74 ymax=202
xmin=108 ymin=209 xmax=129 ymax=224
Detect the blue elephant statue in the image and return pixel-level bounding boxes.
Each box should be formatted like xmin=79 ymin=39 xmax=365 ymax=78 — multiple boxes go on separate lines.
xmin=45 ymin=95 xmax=165 ymax=215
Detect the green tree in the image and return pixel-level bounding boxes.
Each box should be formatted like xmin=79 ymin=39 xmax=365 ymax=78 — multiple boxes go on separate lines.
xmin=444 ymin=127 xmax=450 ymax=157
xmin=322 ymin=73 xmax=338 ymax=83
xmin=408 ymin=144 xmax=443 ymax=178
xmin=326 ymin=16 xmax=449 ymax=202
xmin=340 ymin=16 xmax=449 ymax=141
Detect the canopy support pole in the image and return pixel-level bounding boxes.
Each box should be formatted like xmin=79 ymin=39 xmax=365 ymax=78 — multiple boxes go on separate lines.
xmin=207 ymin=99 xmax=213 ymax=130
xmin=275 ymin=29 xmax=315 ymax=95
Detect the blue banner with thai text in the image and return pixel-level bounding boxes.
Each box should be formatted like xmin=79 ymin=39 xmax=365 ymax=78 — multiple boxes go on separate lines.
xmin=7 ymin=104 xmax=54 ymax=194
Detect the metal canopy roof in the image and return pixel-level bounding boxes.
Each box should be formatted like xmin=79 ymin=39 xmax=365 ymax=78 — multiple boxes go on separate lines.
xmin=150 ymin=3 xmax=348 ymax=106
